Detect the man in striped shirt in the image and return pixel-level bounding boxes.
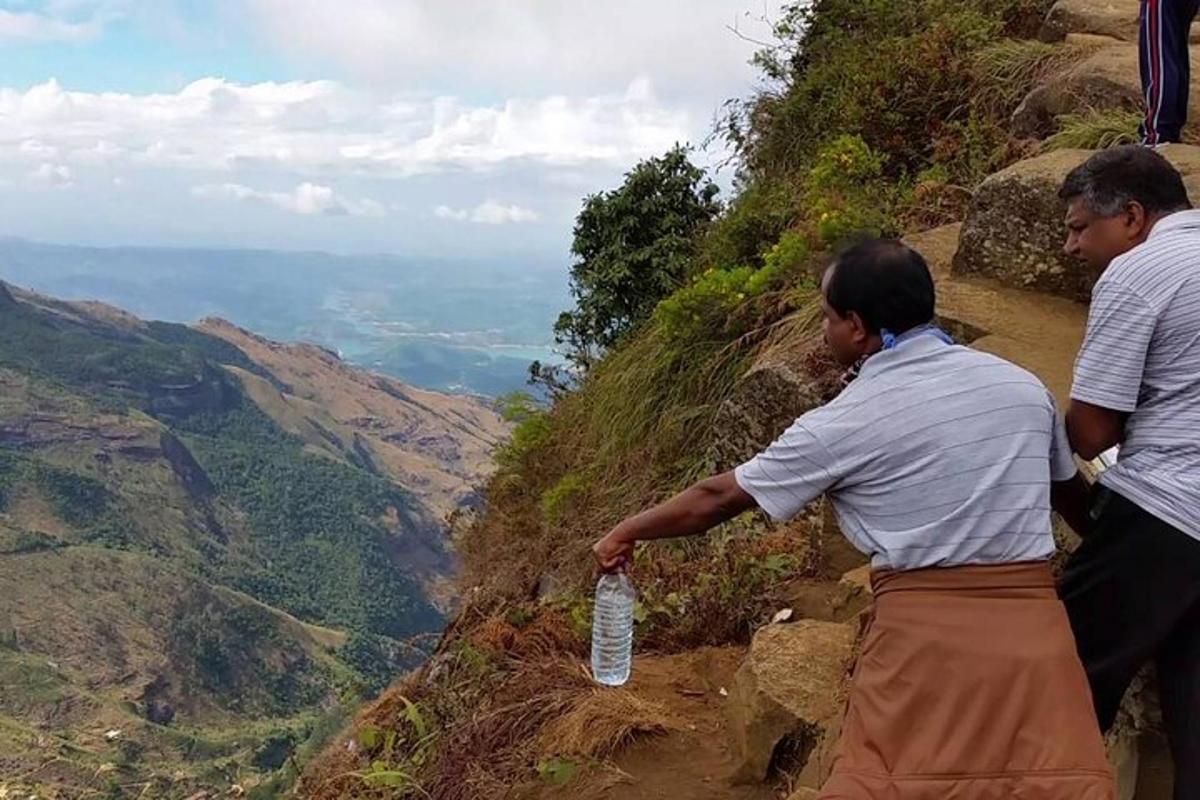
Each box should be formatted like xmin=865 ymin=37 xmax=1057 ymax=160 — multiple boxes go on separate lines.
xmin=1059 ymin=145 xmax=1200 ymax=798
xmin=593 ymin=239 xmax=1113 ymax=797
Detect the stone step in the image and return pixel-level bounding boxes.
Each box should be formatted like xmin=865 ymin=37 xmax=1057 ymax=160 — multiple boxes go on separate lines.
xmin=906 ymin=222 xmax=1087 ymax=406
xmin=1041 ymin=0 xmax=1200 ymax=44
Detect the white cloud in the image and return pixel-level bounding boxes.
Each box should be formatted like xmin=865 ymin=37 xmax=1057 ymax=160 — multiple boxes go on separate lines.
xmin=246 ymin=0 xmax=784 ymax=102
xmin=192 ymin=181 xmax=386 ymax=216
xmin=434 ymin=200 xmax=539 ymax=225
xmin=0 ymin=76 xmax=690 ymax=179
xmin=433 ymin=205 xmax=468 ymax=222
xmin=0 ymin=1 xmax=127 ymax=42
xmin=29 ymin=162 xmax=73 ymax=187
xmin=0 ymin=9 xmax=100 ymax=41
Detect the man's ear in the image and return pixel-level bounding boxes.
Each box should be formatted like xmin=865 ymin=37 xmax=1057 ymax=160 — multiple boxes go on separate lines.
xmin=1124 ymin=201 xmax=1150 ymax=240
xmin=846 ymin=310 xmax=870 ymax=344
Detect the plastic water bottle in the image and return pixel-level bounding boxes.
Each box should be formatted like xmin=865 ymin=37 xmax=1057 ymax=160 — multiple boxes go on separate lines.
xmin=591 ymin=571 xmax=636 ymax=686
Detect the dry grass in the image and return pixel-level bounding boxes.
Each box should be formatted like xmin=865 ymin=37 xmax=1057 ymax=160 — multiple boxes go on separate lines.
xmin=417 ymin=659 xmax=593 ymax=800
xmin=469 ymin=609 xmax=584 ymax=662
xmin=899 ymin=180 xmax=977 ymax=232
xmin=536 ymin=690 xmax=674 ymax=761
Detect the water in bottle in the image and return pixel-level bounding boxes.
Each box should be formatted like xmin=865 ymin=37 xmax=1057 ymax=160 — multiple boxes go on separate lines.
xmin=591 ymin=571 xmax=635 ymax=686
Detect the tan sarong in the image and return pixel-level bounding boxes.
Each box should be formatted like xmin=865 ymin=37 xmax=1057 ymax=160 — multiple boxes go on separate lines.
xmin=818 ymin=561 xmax=1115 ymax=799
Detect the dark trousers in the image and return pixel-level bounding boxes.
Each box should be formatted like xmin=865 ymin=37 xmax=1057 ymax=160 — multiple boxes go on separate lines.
xmin=1059 ymin=488 xmax=1200 ymax=800
xmin=1140 ymin=0 xmax=1200 ymax=144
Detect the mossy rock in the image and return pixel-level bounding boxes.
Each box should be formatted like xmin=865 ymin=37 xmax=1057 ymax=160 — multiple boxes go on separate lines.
xmin=953 ymin=145 xmax=1200 ymax=301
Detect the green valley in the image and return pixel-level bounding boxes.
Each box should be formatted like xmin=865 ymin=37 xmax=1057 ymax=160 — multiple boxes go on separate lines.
xmin=0 ymin=282 xmax=503 ymax=797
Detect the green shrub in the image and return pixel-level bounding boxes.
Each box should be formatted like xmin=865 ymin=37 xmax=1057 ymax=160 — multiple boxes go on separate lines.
xmin=656 ymin=265 xmax=772 ymax=343
xmin=697 ymin=180 xmax=797 ymax=271
xmin=496 ymin=391 xmax=544 ymax=424
xmin=540 ymin=473 xmax=588 ymax=523
xmin=803 ymin=134 xmax=889 ymax=245
xmin=495 ymin=411 xmax=553 ymax=473
xmin=761 ymin=229 xmax=812 ymax=276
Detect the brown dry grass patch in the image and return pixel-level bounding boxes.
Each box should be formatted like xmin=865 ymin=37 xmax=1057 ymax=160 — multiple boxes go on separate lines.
xmin=536 ymin=689 xmax=674 ymax=761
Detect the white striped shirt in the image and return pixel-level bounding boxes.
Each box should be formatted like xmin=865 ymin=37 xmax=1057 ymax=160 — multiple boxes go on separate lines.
xmin=1072 ymin=209 xmax=1200 ymax=541
xmin=735 ymin=335 xmax=1077 ymax=571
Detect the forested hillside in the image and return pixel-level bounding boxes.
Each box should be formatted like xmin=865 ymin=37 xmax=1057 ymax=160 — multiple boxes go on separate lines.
xmin=0 ymin=282 xmax=504 ymax=797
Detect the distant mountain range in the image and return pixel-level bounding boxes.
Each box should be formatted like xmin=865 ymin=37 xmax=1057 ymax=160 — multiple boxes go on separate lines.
xmin=0 ymin=281 xmax=507 ymax=797
xmin=0 ymin=237 xmax=571 ymax=397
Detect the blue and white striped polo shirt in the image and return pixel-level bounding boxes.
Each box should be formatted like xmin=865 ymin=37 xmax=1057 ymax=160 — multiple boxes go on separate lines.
xmin=735 ymin=335 xmax=1077 ymax=571
xmin=1072 ymin=209 xmax=1200 ymax=541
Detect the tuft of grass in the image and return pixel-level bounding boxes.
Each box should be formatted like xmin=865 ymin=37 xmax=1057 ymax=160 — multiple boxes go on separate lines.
xmin=536 ymin=690 xmax=673 ymax=761
xmin=972 ymin=38 xmax=1102 ymax=116
xmin=1043 ymin=109 xmax=1142 ymax=151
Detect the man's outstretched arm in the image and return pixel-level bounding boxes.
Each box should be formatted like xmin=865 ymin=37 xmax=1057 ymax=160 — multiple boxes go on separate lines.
xmin=592 ymin=471 xmax=757 ymax=572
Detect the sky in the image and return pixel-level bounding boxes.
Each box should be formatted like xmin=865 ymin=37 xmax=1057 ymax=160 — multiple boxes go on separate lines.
xmin=0 ymin=0 xmax=786 ymax=260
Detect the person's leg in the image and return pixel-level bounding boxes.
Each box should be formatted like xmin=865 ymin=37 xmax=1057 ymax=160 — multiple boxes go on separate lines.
xmin=1142 ymin=0 xmax=1157 ymax=143
xmin=1140 ymin=0 xmax=1200 ymax=144
xmin=1156 ymin=590 xmax=1200 ymax=799
xmin=1058 ymin=489 xmax=1200 ymax=729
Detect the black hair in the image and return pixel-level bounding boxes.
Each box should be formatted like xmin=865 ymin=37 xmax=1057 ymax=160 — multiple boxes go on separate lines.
xmin=823 ymin=238 xmax=935 ymax=335
xmin=1058 ymin=145 xmax=1192 ymax=217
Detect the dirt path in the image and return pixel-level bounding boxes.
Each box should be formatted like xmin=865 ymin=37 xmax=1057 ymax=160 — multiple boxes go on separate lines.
xmin=531 ymin=647 xmax=783 ymax=800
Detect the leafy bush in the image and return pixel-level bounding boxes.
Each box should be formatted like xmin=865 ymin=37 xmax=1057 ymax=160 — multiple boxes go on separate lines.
xmin=494 ymin=409 xmax=553 ymax=473
xmin=803 ymin=134 xmax=889 ymax=245
xmin=540 ymin=473 xmax=587 ymax=523
xmin=554 ymin=146 xmax=721 ymax=369
xmin=727 ymin=0 xmax=1051 ymax=189
xmin=496 ymin=391 xmax=544 ymax=424
xmin=697 ymin=180 xmax=797 ymax=272
xmin=761 ymin=228 xmax=812 ymax=276
xmin=656 ymin=265 xmax=775 ymax=343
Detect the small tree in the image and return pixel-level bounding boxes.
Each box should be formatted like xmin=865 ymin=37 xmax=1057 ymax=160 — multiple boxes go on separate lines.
xmin=555 ymin=145 xmax=720 ymax=370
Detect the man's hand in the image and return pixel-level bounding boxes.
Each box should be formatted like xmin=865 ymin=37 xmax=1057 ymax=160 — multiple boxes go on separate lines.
xmin=1052 ymin=473 xmax=1094 ymax=539
xmin=593 ymin=527 xmax=635 ymax=573
xmin=590 ymin=471 xmax=758 ymax=574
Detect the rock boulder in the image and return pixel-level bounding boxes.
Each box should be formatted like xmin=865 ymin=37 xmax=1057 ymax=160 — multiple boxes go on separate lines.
xmin=952 ymin=144 xmax=1200 ymax=302
xmin=706 ymin=331 xmax=831 ymax=473
xmin=1040 ymin=0 xmax=1200 ymax=43
xmin=1013 ymin=42 xmax=1200 ymax=140
xmin=725 ymin=619 xmax=856 ymax=785
xmin=953 ymin=148 xmax=1097 ymax=300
